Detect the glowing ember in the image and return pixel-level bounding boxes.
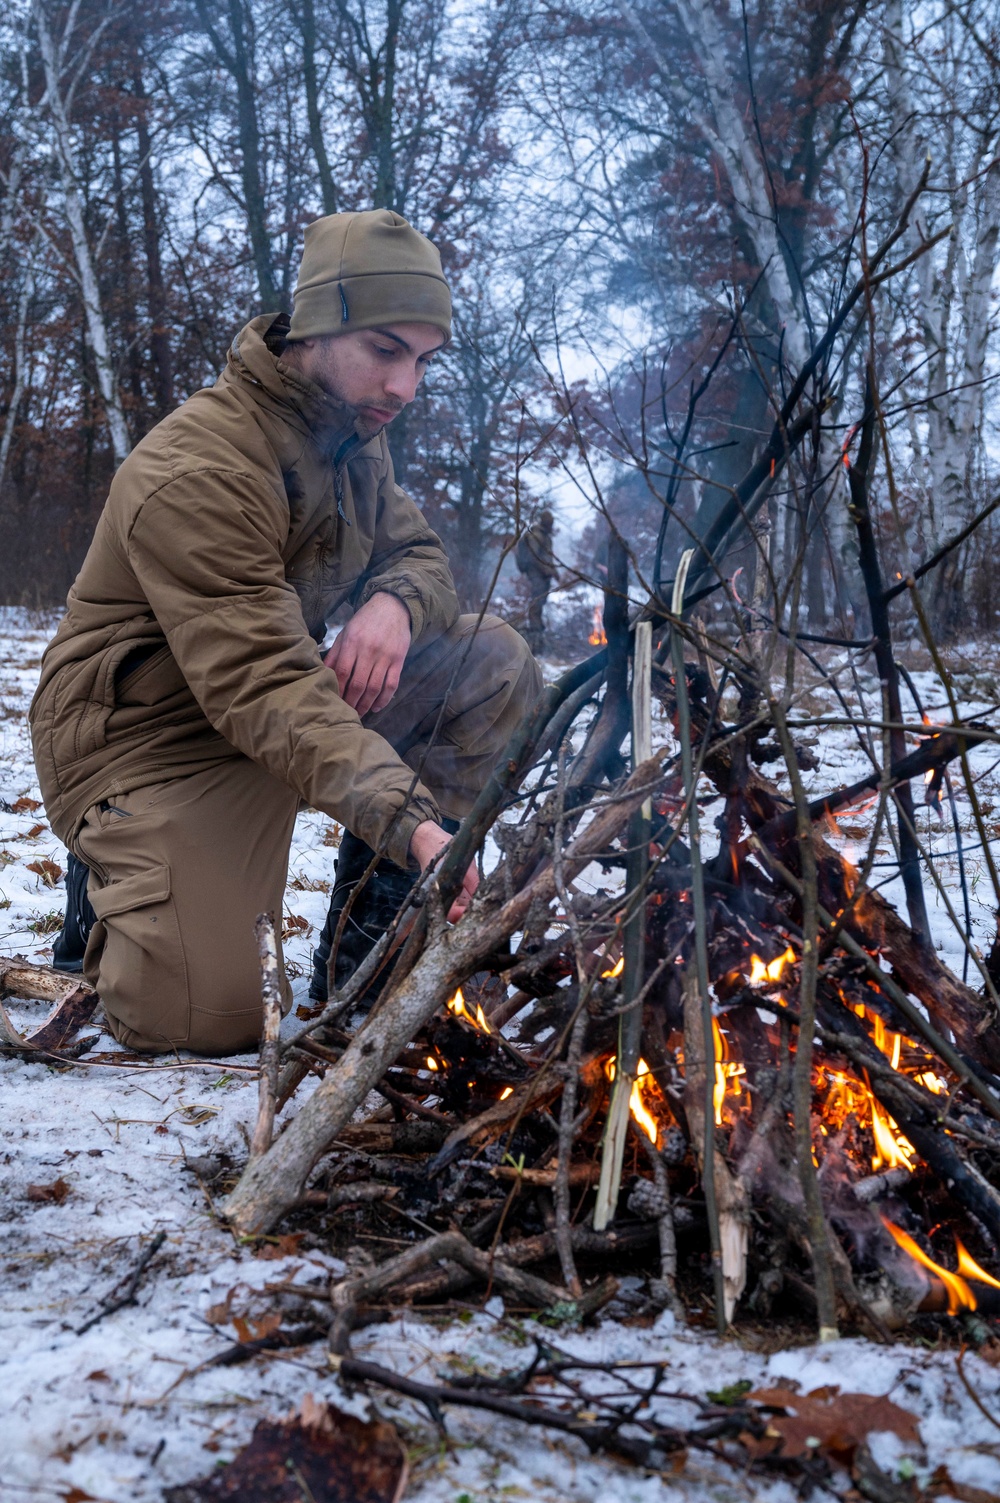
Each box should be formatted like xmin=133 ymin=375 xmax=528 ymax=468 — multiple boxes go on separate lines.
xmin=499 ymin=1086 xmax=514 ymax=1101
xmin=748 ymin=946 xmax=796 ymax=986
xmin=712 ymin=1017 xmax=746 ymax=1126
xmin=425 ymin=1055 xmax=439 ymax=1071
xmin=883 ymin=1219 xmax=976 ymax=1314
xmin=589 ymin=605 xmax=608 ymax=646
xmin=607 ymin=1056 xmax=660 ymax=1146
xmin=447 ymin=987 xmax=492 ymax=1033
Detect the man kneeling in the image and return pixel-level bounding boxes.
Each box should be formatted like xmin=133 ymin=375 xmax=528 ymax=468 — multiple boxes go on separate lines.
xmin=30 ymin=209 xmax=540 ymax=1054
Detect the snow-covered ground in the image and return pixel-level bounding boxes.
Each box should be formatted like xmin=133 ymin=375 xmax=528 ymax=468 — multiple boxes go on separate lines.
xmin=3 ymin=607 xmax=1000 ymax=1502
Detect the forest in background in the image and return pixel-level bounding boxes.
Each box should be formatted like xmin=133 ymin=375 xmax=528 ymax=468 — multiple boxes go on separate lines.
xmin=0 ymin=0 xmax=996 ymax=637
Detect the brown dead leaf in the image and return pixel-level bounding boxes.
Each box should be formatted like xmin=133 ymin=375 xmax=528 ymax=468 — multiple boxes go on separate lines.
xmin=281 ymin=913 xmax=310 ymax=940
xmin=26 ymin=858 xmax=64 ymax=888
xmin=232 ymin=1311 xmax=282 ymax=1344
xmin=24 ymin=822 xmax=46 ymax=838
xmin=748 ymin=1386 xmax=921 ymax=1468
xmin=12 ymin=796 xmax=41 ymax=812
xmin=204 ymin=1296 xmax=234 ymax=1326
xmin=85 ymin=1370 xmax=111 ymax=1383
xmin=59 ymin=1490 xmax=99 ymax=1502
xmin=164 ymin=1396 xmax=407 ymax=1502
xmin=928 ymin=1465 xmax=1000 ymax=1502
xmin=26 ymin=1177 xmax=70 ymax=1204
xmin=255 ymin=1232 xmax=305 ymax=1260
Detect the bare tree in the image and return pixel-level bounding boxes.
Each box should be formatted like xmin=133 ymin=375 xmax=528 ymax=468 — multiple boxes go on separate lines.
xmin=32 ymin=0 xmax=131 ymax=463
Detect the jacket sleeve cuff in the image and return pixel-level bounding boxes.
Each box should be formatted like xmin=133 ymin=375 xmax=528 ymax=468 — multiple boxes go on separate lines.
xmin=357 ymin=578 xmax=426 ymax=641
xmin=381 ymin=801 xmax=436 ymax=871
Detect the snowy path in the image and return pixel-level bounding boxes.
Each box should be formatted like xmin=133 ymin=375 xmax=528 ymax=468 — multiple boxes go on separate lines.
xmin=2 ymin=609 xmax=1000 ymax=1501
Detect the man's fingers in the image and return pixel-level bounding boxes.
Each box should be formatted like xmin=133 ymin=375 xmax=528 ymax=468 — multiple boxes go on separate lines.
xmin=370 ymin=664 xmax=402 ymax=713
xmin=325 ymin=637 xmax=356 ymax=700
xmin=355 ymin=665 xmax=388 ymax=718
xmin=446 ymin=861 xmax=479 ymax=922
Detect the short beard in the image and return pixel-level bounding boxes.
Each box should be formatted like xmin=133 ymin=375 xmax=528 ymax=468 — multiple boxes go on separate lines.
xmin=353 ymin=403 xmax=403 ymax=439
xmin=306 ymin=352 xmax=403 ymax=434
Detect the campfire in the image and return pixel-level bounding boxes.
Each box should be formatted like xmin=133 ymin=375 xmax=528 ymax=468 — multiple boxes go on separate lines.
xmin=196 ymin=604 xmax=1000 ymax=1359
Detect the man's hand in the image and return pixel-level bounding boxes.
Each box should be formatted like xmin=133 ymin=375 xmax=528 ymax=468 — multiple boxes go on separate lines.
xmin=325 ymin=592 xmax=411 ymax=717
xmin=410 ymin=819 xmax=479 ymax=922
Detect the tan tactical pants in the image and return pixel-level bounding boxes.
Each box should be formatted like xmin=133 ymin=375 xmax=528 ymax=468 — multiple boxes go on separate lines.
xmin=76 ymin=615 xmax=541 ymax=1054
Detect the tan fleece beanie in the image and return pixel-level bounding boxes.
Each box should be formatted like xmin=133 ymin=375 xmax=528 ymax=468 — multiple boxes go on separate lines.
xmin=288 ymin=209 xmax=451 ymax=342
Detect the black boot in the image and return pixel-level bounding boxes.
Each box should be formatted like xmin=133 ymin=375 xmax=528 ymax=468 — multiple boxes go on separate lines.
xmin=309 ymin=819 xmax=460 ymax=1005
xmin=308 ymin=832 xmax=417 ymax=1004
xmin=52 ymin=853 xmax=97 ymax=973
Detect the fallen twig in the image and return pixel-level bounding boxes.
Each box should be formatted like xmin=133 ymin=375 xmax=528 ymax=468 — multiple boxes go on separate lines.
xmin=76 ymin=1229 xmax=167 ymax=1336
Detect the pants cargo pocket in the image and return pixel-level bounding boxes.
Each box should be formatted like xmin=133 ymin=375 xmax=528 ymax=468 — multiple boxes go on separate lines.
xmin=87 ymin=863 xmax=190 ymax=1049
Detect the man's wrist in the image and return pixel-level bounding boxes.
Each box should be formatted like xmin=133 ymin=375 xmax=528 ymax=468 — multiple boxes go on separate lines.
xmin=366 ymin=589 xmax=413 ymax=632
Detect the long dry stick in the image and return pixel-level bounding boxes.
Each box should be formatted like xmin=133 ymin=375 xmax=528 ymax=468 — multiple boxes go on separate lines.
xmin=595 ymin=619 xmax=652 ymax=1228
xmin=668 ymin=553 xmax=726 ymax=1333
xmin=554 ymin=1007 xmax=588 ymax=1297
xmin=847 ymin=365 xmax=928 ymax=942
xmin=767 ymin=697 xmax=839 ymax=1341
xmin=250 ymin=913 xmax=282 ymax=1161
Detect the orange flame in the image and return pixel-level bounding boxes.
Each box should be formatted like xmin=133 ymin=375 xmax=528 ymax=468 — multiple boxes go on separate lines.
xmin=712 ymin=1017 xmax=746 ymax=1126
xmin=447 ymin=987 xmax=492 ymax=1033
xmin=871 ymin=1012 xmax=903 ymax=1071
xmin=748 ymin=946 xmax=796 ymax=986
xmin=499 ymin=1085 xmax=514 ymax=1101
xmin=425 ymin=1055 xmax=439 ymax=1071
xmin=956 ymin=1238 xmax=1000 ymax=1291
xmin=602 ymin=955 xmax=624 ymax=979
xmin=607 ymin=1056 xmax=660 ymax=1145
xmin=589 ymin=605 xmax=608 ymax=646
xmin=818 ymin=1048 xmax=915 ymax=1173
xmin=882 ymin=1219 xmax=976 ymax=1313
xmin=871 ymin=1098 xmax=917 ymax=1172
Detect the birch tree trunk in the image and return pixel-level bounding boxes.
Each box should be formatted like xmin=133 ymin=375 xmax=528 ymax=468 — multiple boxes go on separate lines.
xmin=618 ymin=0 xmax=810 ymax=375
xmin=34 ymin=0 xmax=131 ymax=466
xmin=0 ymin=241 xmax=36 ymax=494
xmin=883 ymin=0 xmax=1000 ymax=628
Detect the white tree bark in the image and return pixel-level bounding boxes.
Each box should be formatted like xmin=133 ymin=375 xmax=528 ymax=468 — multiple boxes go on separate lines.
xmin=33 ymin=0 xmax=130 ymax=466
xmin=884 ymin=0 xmax=1000 ymax=556
xmin=617 ymin=0 xmax=811 ymax=375
xmin=0 ymin=241 xmax=36 ymax=494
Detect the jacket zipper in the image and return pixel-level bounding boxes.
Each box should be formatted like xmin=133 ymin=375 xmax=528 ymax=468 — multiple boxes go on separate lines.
xmin=332 ymin=432 xmax=365 ymax=525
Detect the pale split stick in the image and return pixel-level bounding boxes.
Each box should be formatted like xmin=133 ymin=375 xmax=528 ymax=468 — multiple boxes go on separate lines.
xmin=250 ymin=913 xmax=283 ymax=1160
xmin=594 ymin=619 xmax=653 ymax=1230
xmin=671 ymin=552 xmax=727 ymax=1333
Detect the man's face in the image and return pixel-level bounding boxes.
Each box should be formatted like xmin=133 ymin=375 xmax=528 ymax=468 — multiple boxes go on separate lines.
xmin=288 ymin=322 xmax=445 ymax=437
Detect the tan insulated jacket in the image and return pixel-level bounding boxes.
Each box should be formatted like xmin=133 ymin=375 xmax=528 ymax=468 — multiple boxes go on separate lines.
xmin=30 ymin=315 xmax=459 ymax=869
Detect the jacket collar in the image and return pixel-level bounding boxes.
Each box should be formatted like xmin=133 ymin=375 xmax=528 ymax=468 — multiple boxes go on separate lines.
xmin=224 ymin=314 xmax=376 ymax=462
